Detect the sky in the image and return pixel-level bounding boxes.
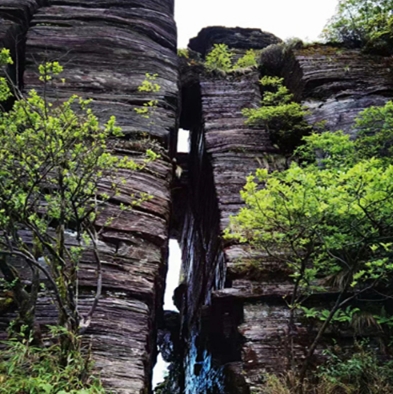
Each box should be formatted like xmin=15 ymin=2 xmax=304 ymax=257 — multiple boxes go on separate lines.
xmin=175 ymin=0 xmax=340 ymax=48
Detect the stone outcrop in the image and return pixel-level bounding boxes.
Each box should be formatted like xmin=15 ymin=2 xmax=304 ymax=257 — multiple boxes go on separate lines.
xmin=168 ymin=28 xmax=287 ymax=394
xmin=188 ymin=26 xmax=282 ymax=57
xmin=169 ymin=29 xmax=393 ymax=394
xmin=283 ymin=44 xmax=393 ymax=136
xmin=0 ymin=1 xmax=178 ymax=393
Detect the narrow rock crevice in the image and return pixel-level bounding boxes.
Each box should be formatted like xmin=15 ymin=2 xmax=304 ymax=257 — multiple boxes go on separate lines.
xmin=3 ymin=4 xmax=393 ymax=392
xmin=161 ymin=27 xmax=393 ymax=394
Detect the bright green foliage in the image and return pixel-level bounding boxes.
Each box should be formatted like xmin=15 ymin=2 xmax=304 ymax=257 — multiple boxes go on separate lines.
xmin=205 ymin=43 xmax=234 ymax=72
xmin=204 ymin=44 xmax=258 ymax=72
xmin=134 ymin=73 xmax=161 ymax=119
xmin=300 ymin=305 xmax=361 ymax=324
xmin=234 ymin=49 xmax=258 ymax=69
xmin=0 ymin=56 xmax=148 ymax=332
xmin=261 ymin=346 xmax=393 ymax=393
xmin=354 ymin=100 xmax=393 ymax=160
xmin=227 ymin=115 xmax=393 ymax=297
xmin=38 ymin=62 xmax=63 ymax=82
xmin=226 ymin=101 xmax=393 ymax=381
xmin=137 ymin=73 xmax=160 ymax=93
xmin=227 ymin=158 xmax=393 ymax=292
xmin=0 ymin=47 xmax=158 ymax=341
xmin=177 ymin=48 xmax=189 ymax=58
xmin=0 ymin=48 xmax=160 ymax=394
xmin=0 ymin=49 xmax=13 ymax=102
xmin=296 ymin=130 xmax=356 ymax=168
xmin=242 ymin=76 xmax=311 ymax=152
xmin=0 ymin=326 xmax=105 ymax=393
xmin=322 ymin=0 xmax=393 ymax=47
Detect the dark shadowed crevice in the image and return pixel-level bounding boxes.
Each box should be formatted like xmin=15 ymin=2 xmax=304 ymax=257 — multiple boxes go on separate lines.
xmin=154 ymin=54 xmax=250 ymax=393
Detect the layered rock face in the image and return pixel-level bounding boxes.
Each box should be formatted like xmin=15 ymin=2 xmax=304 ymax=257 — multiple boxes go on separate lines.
xmin=2 ymin=3 xmax=393 ymax=392
xmin=284 ymin=44 xmax=393 ymax=135
xmin=0 ymin=1 xmax=178 ymax=393
xmin=171 ymin=29 xmax=393 ymax=394
xmin=171 ymin=28 xmax=285 ymax=394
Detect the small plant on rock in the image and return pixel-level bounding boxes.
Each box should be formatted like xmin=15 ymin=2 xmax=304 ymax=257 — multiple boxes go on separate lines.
xmin=242 ymin=76 xmax=311 ymax=152
xmin=204 ymin=44 xmax=258 ymax=73
xmin=134 ymin=73 xmax=161 ymax=119
xmin=177 ymin=48 xmax=189 ymax=58
xmin=234 ymin=49 xmax=258 ymax=69
xmin=205 ymin=43 xmax=234 ymax=72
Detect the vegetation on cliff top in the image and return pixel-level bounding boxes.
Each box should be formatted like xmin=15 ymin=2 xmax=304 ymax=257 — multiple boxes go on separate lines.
xmin=204 ymin=43 xmax=258 ymax=73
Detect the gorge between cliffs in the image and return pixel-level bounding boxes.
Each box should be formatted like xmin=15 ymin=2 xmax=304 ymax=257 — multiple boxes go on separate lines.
xmin=1 ymin=1 xmax=393 ymax=394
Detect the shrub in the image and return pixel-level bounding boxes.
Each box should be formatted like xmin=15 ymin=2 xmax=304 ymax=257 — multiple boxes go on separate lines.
xmin=234 ymin=49 xmax=258 ymax=69
xmin=317 ymin=346 xmax=393 ymax=394
xmin=0 ymin=325 xmax=105 ymax=393
xmin=259 ymin=44 xmax=286 ymax=74
xmin=260 ymin=350 xmax=393 ymax=394
xmin=242 ymin=76 xmax=311 ymax=152
xmin=227 ymin=101 xmax=393 ymax=390
xmin=204 ymin=44 xmax=258 ymax=72
xmin=177 ymin=48 xmax=189 ymax=58
xmin=205 ymin=43 xmax=233 ymax=72
xmin=354 ymin=100 xmax=393 ymax=160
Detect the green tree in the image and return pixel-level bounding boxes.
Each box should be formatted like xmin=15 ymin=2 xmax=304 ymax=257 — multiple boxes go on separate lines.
xmin=322 ymin=0 xmax=393 ymax=48
xmin=0 ymin=49 xmax=158 ymax=338
xmin=0 ymin=48 xmax=161 ymax=393
xmin=226 ymin=101 xmax=393 ymax=390
xmin=354 ymin=100 xmax=393 ymax=160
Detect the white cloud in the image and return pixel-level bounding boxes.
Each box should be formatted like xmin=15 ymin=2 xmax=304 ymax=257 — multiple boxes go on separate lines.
xmin=175 ymin=0 xmax=339 ymax=48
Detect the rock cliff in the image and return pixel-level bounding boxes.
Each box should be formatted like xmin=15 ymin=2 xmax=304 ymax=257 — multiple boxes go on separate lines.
xmin=0 ymin=1 xmax=177 ymax=393
xmin=1 ymin=2 xmax=393 ymax=393
xmin=169 ymin=28 xmax=393 ymax=394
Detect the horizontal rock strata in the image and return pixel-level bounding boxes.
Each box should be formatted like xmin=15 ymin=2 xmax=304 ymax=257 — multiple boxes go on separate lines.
xmin=0 ymin=0 xmax=178 ymax=393
xmin=176 ymin=32 xmax=393 ymax=394
xmin=285 ymin=44 xmax=393 ymax=135
xmin=172 ymin=28 xmax=286 ymax=394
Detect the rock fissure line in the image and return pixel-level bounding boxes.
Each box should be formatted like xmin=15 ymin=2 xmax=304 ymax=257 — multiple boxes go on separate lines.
xmin=160 ymin=28 xmax=393 ymax=394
